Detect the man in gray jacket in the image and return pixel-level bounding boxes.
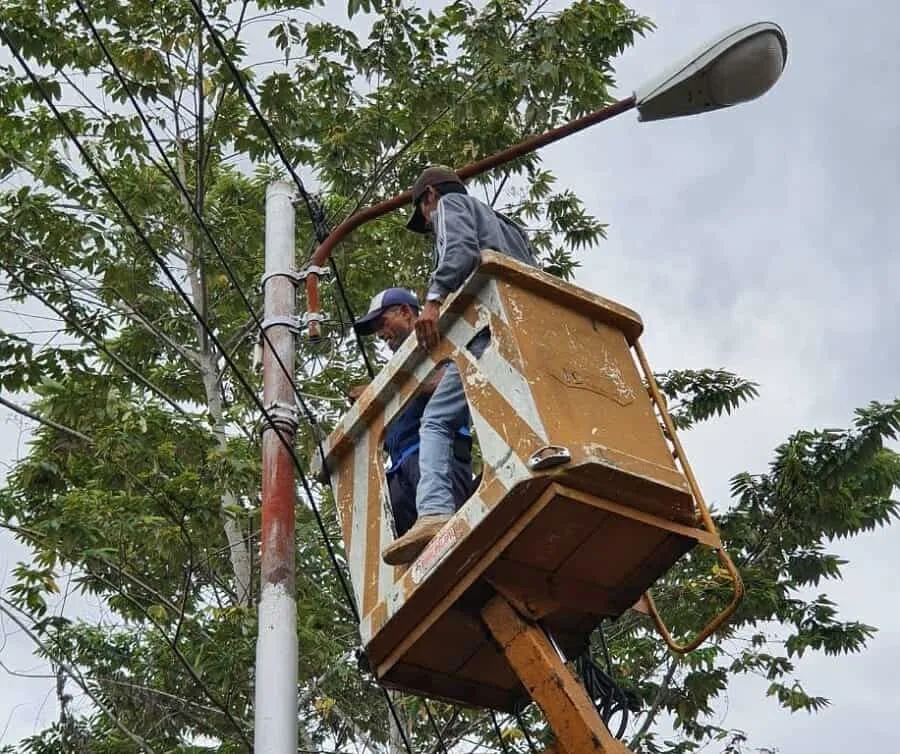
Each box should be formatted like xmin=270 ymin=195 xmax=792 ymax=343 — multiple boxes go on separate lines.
xmin=382 ymin=165 xmax=537 ymax=565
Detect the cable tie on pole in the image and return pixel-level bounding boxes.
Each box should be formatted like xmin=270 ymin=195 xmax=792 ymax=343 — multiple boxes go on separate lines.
xmin=260 ymin=400 xmax=298 ymax=434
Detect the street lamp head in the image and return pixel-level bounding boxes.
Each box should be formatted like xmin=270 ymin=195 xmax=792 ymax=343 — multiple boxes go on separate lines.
xmin=635 ymin=22 xmax=787 ymax=122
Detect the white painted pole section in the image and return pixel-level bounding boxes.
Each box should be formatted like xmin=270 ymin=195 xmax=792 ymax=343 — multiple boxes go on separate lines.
xmin=255 ymin=181 xmax=298 ymax=753
xmin=255 ymin=582 xmax=298 ymax=752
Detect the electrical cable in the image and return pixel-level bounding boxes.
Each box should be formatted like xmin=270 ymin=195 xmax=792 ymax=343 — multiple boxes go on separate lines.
xmin=140 ymin=8 xmax=414 ymax=743
xmin=150 ymin=19 xmax=407 ymax=748
xmin=423 ymin=700 xmax=450 ymax=754
xmin=575 ymin=623 xmax=640 ymax=741
xmin=514 ymin=710 xmax=539 ymax=754
xmin=1 ymin=265 xmax=197 ymax=423
xmin=71 ymin=0 xmax=356 ymax=614
xmin=187 ymin=0 xmax=375 ymax=377
xmin=0 ymin=271 xmax=260 ymax=605
xmin=0 ymin=25 xmax=360 ymax=626
xmin=8 ymin=18 xmax=461 ymax=754
xmin=489 ymin=710 xmax=512 ymax=754
xmin=186 ymin=0 xmax=320 ymax=236
xmin=327 ymin=255 xmax=374 ymax=377
xmin=171 ymin=13 xmax=489 ymax=747
xmin=5 ymin=22 xmax=415 ymax=752
xmin=71 ymin=0 xmax=326 ymax=434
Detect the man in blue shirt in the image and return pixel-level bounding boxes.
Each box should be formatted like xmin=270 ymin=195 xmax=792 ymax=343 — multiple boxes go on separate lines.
xmin=353 ymin=287 xmax=475 ymax=536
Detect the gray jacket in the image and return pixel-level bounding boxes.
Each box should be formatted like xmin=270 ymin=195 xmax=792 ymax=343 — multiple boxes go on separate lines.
xmin=427 ymin=193 xmax=536 ymax=302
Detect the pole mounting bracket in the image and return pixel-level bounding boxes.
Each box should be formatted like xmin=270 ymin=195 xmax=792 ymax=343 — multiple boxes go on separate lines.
xmin=298 ymin=265 xmax=331 ymax=281
xmin=260 ymin=270 xmax=302 ymax=289
xmin=261 ymin=400 xmax=298 ymax=434
xmin=260 ymin=315 xmax=302 ymax=333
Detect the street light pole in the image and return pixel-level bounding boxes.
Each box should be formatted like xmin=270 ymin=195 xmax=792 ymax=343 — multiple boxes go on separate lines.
xmin=255 ymin=181 xmax=299 ymax=753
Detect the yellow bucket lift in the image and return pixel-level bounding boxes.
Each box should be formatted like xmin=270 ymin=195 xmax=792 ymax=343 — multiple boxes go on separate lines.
xmin=313 ymin=251 xmax=742 ymax=753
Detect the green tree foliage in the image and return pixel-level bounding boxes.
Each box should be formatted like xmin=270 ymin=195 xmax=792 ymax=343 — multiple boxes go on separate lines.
xmin=611 ymin=388 xmax=900 ymax=754
xmin=0 ymin=1 xmax=897 ymax=752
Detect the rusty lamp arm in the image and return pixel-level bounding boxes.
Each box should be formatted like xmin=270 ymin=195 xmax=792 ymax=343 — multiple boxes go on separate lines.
xmin=303 ymin=95 xmax=637 ymax=339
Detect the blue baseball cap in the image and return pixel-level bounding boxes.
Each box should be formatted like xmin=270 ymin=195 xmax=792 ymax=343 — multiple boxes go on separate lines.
xmin=353 ymin=288 xmax=420 ymax=335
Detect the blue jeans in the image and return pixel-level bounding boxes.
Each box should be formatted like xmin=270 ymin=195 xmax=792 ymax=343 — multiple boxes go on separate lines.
xmin=416 ymin=330 xmax=489 ymax=517
xmin=388 ymin=450 xmax=474 ymax=535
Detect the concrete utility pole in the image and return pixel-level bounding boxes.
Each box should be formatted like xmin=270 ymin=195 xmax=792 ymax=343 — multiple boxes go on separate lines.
xmin=255 ymin=181 xmax=298 ymax=753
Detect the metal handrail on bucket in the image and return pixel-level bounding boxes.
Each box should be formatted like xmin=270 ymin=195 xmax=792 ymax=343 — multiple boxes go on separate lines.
xmin=634 ymin=341 xmax=744 ymax=653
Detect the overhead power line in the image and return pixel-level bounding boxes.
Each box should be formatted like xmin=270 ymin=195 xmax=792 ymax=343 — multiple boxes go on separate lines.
xmin=72 ymin=0 xmax=327 ymax=439
xmin=186 ymin=0 xmax=375 ymax=377
xmin=0 ymin=24 xmax=358 ymax=626
xmin=2 ymin=22 xmax=409 ymax=752
xmin=1 ymin=265 xmax=197 ymax=422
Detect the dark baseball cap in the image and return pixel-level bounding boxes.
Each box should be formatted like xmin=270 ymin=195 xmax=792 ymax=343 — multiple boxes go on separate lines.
xmin=406 ymin=165 xmax=464 ymax=234
xmin=353 ymin=288 xmax=420 ymax=335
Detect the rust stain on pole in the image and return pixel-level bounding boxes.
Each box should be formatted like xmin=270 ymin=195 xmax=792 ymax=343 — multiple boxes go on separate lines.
xmin=256 ymin=181 xmax=299 ymax=753
xmin=261 ymin=426 xmax=297 ymax=588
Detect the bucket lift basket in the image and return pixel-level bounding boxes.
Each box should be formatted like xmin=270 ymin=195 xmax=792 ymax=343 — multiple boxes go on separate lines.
xmin=313 ymin=251 xmax=742 ymax=712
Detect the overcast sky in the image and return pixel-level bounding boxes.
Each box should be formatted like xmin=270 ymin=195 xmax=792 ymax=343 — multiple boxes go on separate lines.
xmin=553 ymin=0 xmax=899 ymax=750
xmin=2 ymin=0 xmax=899 ymax=750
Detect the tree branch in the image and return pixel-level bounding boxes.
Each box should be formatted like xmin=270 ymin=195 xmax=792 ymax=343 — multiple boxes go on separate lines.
xmin=0 ymin=597 xmax=158 ymax=754
xmin=628 ymin=656 xmax=678 ymax=751
xmin=0 ymin=394 xmax=93 ymax=443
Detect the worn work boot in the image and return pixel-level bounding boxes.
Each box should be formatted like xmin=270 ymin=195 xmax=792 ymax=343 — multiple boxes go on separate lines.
xmin=382 ymin=514 xmax=452 ymax=565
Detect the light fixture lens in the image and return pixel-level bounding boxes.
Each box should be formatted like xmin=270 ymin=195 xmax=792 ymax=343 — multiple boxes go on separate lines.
xmin=708 ymin=31 xmax=786 ymax=106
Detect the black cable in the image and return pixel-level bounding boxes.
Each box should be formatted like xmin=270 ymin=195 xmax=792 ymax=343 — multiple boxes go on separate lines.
xmin=71 ymin=0 xmax=326 ymax=434
xmin=186 ymin=0 xmax=376 ymax=379
xmin=64 ymin=10 xmax=403 ymax=740
xmin=186 ymin=0 xmax=320 ymax=234
xmin=490 ymin=710 xmax=512 ymax=754
xmin=1 ymin=273 xmax=256 ymax=596
xmin=0 ymin=27 xmax=362 ymax=628
xmin=10 ymin=18 xmax=411 ymax=754
xmin=575 ymin=624 xmax=638 ymax=742
xmin=5 ymin=40 xmax=387 ymax=748
xmin=328 ymin=256 xmax=375 ymax=378
xmin=514 ymin=710 xmax=539 ymax=754
xmin=1 ymin=265 xmax=196 ymax=423
xmin=66 ymin=1 xmax=370 ymax=649
xmin=423 ymin=700 xmax=450 ymax=754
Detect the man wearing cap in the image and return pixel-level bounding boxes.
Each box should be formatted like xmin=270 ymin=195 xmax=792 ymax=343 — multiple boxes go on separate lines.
xmin=353 ymin=287 xmax=475 ymax=539
xmin=380 ymin=166 xmax=537 ymax=565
